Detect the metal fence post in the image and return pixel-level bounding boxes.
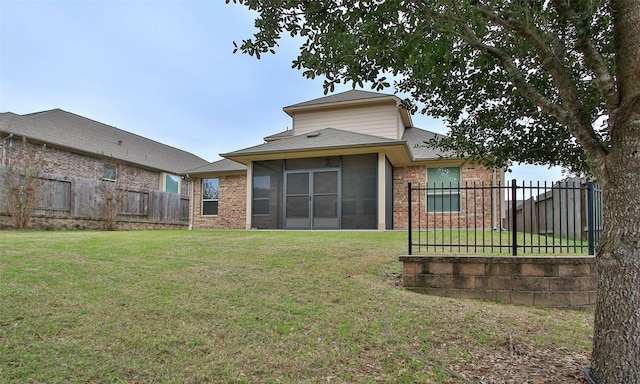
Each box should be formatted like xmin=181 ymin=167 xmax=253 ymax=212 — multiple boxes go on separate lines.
xmin=408 ymin=182 xmax=412 ymax=255
xmin=587 ymin=181 xmax=595 ymax=255
xmin=511 ymin=179 xmax=518 ymax=256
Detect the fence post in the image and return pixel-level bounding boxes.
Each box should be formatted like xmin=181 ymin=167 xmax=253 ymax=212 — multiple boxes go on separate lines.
xmin=408 ymin=182 xmax=412 ymax=255
xmin=511 ymin=179 xmax=518 ymax=256
xmin=587 ymin=181 xmax=595 ymax=256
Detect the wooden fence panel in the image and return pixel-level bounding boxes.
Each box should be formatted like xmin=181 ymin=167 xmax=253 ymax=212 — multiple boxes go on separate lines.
xmin=37 ymin=178 xmax=71 ymax=211
xmin=0 ymin=168 xmax=189 ymax=225
xmin=120 ymin=190 xmax=149 ymax=217
xmin=73 ymin=178 xmax=102 ymax=218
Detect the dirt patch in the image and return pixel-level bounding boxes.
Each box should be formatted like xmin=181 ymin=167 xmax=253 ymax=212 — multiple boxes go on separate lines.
xmin=449 ymin=341 xmax=590 ymax=383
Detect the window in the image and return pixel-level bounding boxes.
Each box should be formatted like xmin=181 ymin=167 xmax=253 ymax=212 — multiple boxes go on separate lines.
xmin=164 ymin=174 xmax=181 ymax=194
xmin=341 ymin=154 xmax=377 ymax=229
xmin=252 ymin=175 xmax=270 ymax=215
xmin=202 ymin=178 xmax=219 ymax=216
xmin=103 ymin=163 xmax=116 ymax=181
xmin=363 ymin=175 xmax=377 ymax=215
xmin=426 ymin=167 xmax=460 ymax=212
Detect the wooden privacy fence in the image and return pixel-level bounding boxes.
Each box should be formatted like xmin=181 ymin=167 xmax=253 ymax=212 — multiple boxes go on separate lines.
xmin=0 ymin=168 xmax=189 ymax=228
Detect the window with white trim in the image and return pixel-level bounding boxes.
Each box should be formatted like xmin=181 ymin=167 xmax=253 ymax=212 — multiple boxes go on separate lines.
xmin=163 ymin=174 xmax=181 ymax=194
xmin=202 ymin=178 xmax=219 ymax=216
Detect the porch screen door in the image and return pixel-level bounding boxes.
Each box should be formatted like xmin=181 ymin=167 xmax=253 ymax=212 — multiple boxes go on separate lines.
xmin=285 ymin=172 xmax=310 ymax=229
xmin=285 ymin=170 xmax=339 ymax=229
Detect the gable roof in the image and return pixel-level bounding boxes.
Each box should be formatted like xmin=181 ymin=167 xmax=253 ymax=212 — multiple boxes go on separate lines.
xmin=283 ymin=89 xmax=413 ymax=129
xmin=264 ymin=129 xmax=293 ymax=142
xmin=222 ymin=127 xmax=413 ymax=165
xmin=0 ymin=109 xmax=209 ymax=174
xmin=284 ymin=89 xmax=395 ymax=110
xmin=186 ymin=158 xmax=246 ymax=175
xmin=402 ymin=127 xmax=456 ymax=160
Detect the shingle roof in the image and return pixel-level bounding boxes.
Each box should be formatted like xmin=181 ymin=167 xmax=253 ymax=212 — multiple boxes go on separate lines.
xmin=0 ymin=109 xmax=209 ymax=174
xmin=222 ymin=128 xmax=403 ymax=158
xmin=284 ymin=89 xmax=397 ymax=110
xmin=402 ymin=127 xmax=456 ymax=160
xmin=264 ymin=129 xmax=293 ymax=142
xmin=186 ymin=158 xmax=246 ymax=175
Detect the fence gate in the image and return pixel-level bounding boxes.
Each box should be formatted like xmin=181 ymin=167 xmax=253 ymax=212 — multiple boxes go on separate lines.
xmin=407 ymin=179 xmax=602 ymax=256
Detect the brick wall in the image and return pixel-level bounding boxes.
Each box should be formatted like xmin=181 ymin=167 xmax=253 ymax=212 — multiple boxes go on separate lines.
xmin=3 ymin=138 xmax=159 ymax=190
xmin=1 ymin=139 xmax=190 ymax=230
xmin=399 ymin=255 xmax=596 ymax=309
xmin=393 ymin=163 xmax=498 ymax=230
xmin=192 ymin=174 xmax=247 ymax=229
xmin=0 ymin=214 xmax=187 ymax=230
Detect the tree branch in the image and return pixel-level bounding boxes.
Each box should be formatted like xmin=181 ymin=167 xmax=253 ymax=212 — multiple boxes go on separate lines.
xmin=551 ymin=0 xmax=618 ymax=117
xmin=451 ymin=0 xmax=608 ymax=169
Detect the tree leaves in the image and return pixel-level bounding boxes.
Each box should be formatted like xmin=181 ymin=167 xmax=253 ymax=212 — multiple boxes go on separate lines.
xmin=228 ymin=0 xmax=614 ymax=176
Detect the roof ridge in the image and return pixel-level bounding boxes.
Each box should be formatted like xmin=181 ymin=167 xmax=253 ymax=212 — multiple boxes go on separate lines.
xmin=34 ymin=109 xmax=208 ymax=161
xmin=284 ymin=89 xmax=396 ymax=110
xmin=2 ymin=108 xmax=209 ymax=172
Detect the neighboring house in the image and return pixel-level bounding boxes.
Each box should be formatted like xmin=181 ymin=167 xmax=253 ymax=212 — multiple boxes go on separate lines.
xmin=186 ymin=90 xmax=504 ymax=230
xmin=0 ymin=109 xmax=209 ymax=229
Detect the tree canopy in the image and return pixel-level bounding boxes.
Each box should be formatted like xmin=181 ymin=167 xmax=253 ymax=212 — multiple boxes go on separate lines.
xmin=228 ymin=0 xmax=622 ymax=177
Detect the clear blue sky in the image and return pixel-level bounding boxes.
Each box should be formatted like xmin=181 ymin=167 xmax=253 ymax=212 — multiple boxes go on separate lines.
xmin=0 ymin=0 xmax=562 ymax=182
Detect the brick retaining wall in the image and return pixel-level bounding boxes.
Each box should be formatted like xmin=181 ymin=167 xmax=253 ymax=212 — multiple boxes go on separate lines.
xmin=399 ymin=255 xmax=596 ymax=309
xmin=0 ymin=214 xmax=188 ymax=231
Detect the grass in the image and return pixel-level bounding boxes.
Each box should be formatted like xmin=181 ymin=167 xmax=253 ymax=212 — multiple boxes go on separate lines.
xmin=0 ymin=230 xmax=593 ymax=383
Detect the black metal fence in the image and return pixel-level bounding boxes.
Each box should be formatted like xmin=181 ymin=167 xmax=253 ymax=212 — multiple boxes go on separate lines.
xmin=408 ymin=179 xmax=602 ymax=255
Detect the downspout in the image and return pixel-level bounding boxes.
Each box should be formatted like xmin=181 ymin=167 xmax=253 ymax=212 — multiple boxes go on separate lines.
xmin=187 ymin=175 xmax=194 ymax=230
xmin=2 ymin=133 xmax=14 ymax=167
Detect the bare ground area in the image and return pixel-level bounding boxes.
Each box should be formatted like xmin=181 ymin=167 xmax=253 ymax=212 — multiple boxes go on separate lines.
xmin=451 ymin=345 xmax=589 ymax=383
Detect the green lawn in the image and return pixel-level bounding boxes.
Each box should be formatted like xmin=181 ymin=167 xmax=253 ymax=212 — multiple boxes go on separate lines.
xmin=0 ymin=230 xmax=592 ymax=383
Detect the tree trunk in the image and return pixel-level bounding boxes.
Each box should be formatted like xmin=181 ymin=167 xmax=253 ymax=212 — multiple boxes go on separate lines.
xmin=590 ymin=85 xmax=640 ymax=384
xmin=591 ymin=185 xmax=640 ymax=383
xmin=590 ymin=1 xmax=640 ymax=380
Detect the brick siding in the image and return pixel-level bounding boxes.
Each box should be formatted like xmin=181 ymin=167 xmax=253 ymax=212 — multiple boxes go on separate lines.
xmin=3 ymin=138 xmax=160 ymax=190
xmin=1 ymin=137 xmax=190 ymax=230
xmin=192 ymin=175 xmax=247 ymax=229
xmin=393 ymin=163 xmax=498 ymax=230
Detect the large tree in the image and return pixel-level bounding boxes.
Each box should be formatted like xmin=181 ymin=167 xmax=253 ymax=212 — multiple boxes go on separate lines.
xmin=228 ymin=0 xmax=639 ymax=382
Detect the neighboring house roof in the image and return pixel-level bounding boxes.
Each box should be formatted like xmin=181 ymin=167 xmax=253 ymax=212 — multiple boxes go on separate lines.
xmin=0 ymin=109 xmax=209 ymax=174
xmin=186 ymin=158 xmax=246 ymax=176
xmin=221 ymin=127 xmax=413 ymax=165
xmin=264 ymin=129 xmax=293 ymax=142
xmin=402 ymin=127 xmax=456 ymax=160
